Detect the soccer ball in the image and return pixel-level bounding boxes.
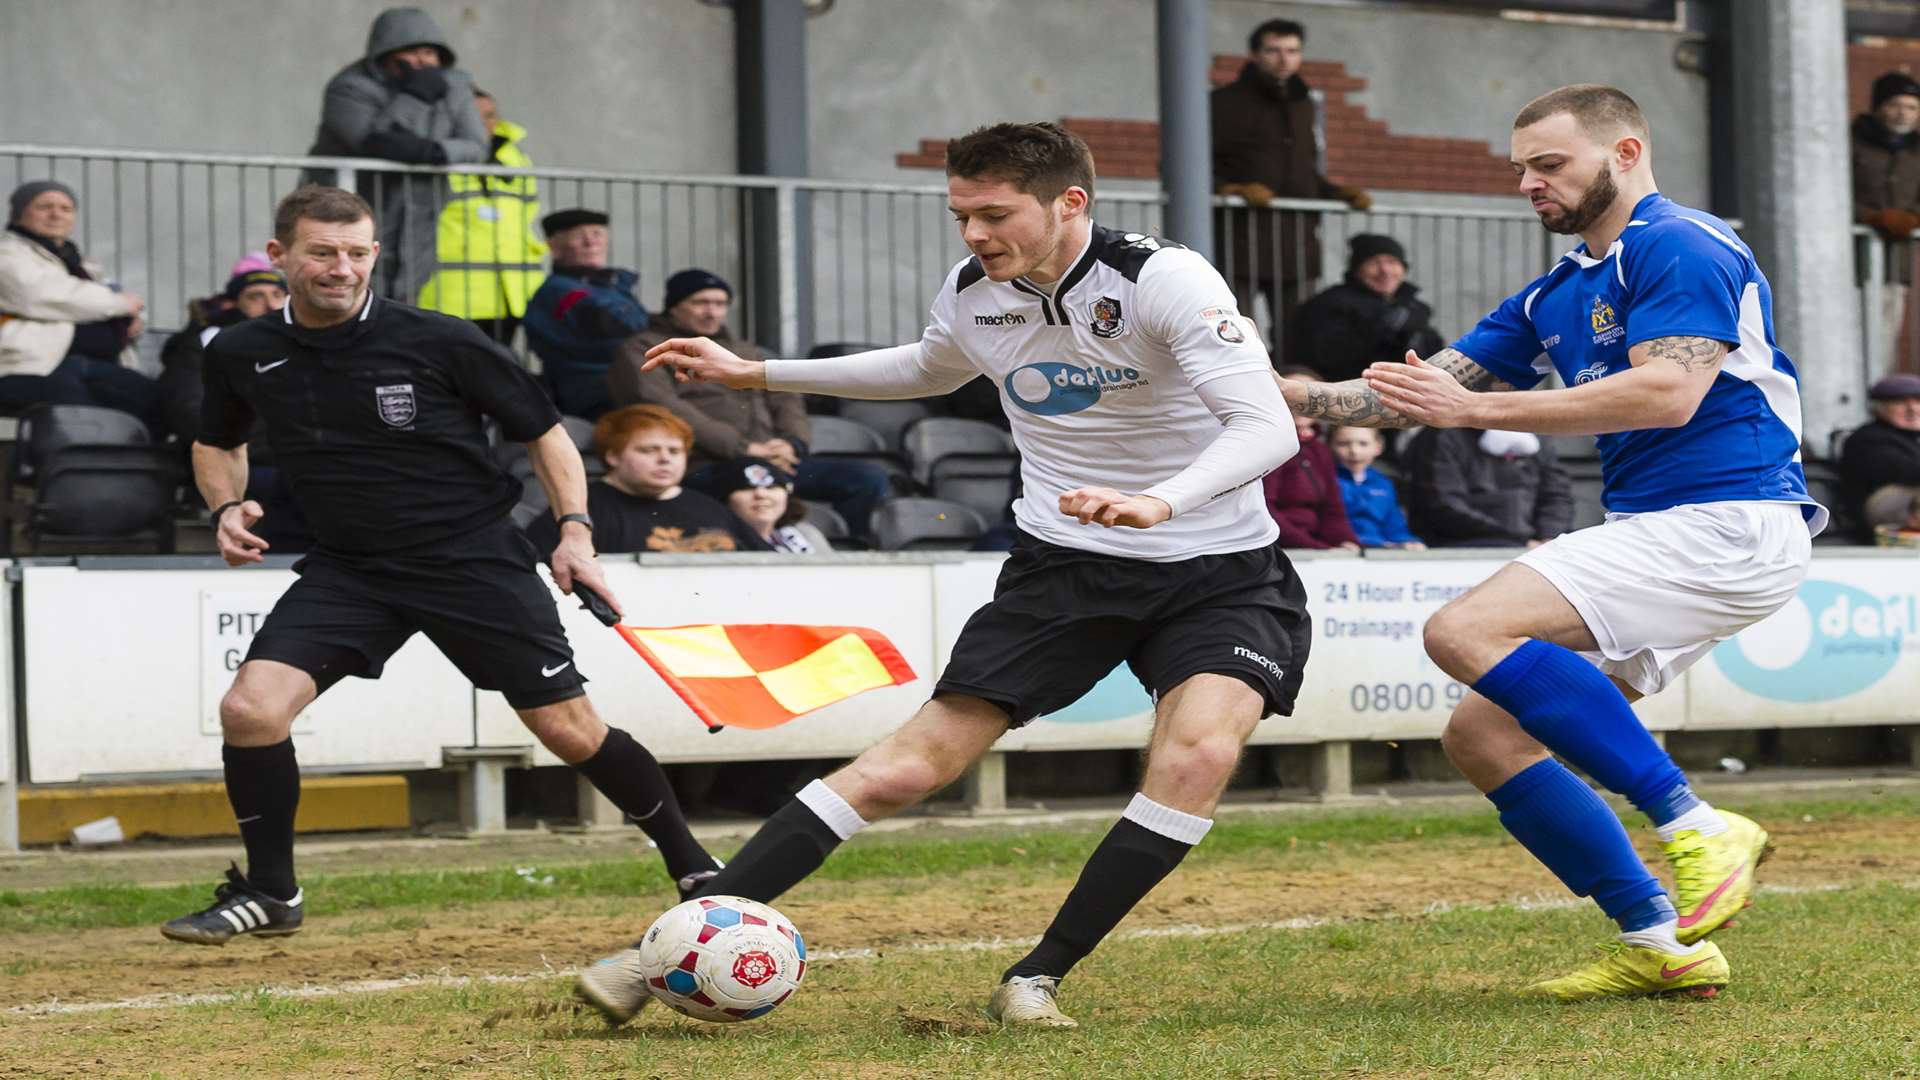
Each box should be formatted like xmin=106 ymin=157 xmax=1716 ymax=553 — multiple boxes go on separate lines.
xmin=635 ymin=895 xmax=806 ymax=1022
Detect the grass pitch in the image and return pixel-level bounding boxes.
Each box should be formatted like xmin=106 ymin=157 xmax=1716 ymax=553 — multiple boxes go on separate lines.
xmin=3 ymin=785 xmax=1918 ymax=1078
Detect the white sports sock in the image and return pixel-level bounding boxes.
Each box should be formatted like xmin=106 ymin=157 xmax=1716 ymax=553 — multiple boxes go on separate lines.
xmin=1121 ymin=793 xmax=1213 ymax=845
xmin=1617 ymin=920 xmax=1697 ymax=955
xmin=795 ymin=779 xmax=869 ymax=841
xmin=1656 ymin=801 xmax=1729 ymax=842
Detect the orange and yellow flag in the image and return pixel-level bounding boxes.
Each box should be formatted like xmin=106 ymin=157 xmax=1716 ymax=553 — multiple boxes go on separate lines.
xmin=615 ymin=624 xmax=918 ymax=731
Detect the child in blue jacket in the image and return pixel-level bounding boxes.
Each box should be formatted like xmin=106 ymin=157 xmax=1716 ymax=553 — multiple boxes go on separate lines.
xmin=1331 ymin=426 xmax=1425 ymax=550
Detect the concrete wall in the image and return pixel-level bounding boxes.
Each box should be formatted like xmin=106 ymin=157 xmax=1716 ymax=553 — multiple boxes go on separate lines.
xmin=3 ymin=0 xmax=1706 ymax=201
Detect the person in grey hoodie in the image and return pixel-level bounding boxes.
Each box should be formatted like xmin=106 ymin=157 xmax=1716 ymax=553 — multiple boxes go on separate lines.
xmin=307 ymin=7 xmax=489 ymax=301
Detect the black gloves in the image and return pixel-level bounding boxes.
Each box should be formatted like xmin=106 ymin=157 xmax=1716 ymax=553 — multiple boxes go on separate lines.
xmin=361 ymin=129 xmax=449 ymax=165
xmin=397 ymin=64 xmax=450 ymax=103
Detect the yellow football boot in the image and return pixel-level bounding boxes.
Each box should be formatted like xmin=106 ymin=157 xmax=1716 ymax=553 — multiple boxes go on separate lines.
xmin=1524 ymin=940 xmax=1728 ymax=1002
xmin=1663 ymin=811 xmax=1772 ymax=944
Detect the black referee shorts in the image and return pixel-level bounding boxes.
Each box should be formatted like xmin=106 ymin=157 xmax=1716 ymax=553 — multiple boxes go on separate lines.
xmin=935 ymin=529 xmax=1311 ymax=726
xmin=245 ymin=523 xmax=587 ymax=710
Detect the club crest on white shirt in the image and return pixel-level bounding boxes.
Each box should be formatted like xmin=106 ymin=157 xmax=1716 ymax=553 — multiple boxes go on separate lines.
xmin=1089 ymin=295 xmax=1125 ymax=338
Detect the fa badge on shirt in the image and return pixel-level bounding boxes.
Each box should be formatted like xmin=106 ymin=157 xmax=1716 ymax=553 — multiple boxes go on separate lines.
xmin=376 ymin=384 xmax=417 ymax=428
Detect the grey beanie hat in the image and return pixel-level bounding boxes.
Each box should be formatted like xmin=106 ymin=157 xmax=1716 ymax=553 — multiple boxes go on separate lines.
xmin=9 ymin=180 xmax=77 ymax=224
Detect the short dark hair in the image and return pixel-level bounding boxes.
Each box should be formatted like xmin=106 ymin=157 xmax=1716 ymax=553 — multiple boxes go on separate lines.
xmin=945 ymin=122 xmax=1096 ymax=207
xmin=1513 ymin=84 xmax=1650 ymax=143
xmin=273 ymin=185 xmax=374 ymax=247
xmin=1249 ymin=18 xmax=1306 ymax=52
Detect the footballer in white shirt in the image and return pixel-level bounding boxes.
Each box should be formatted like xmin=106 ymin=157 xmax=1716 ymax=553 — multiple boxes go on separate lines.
xmin=574 ymin=123 xmax=1306 ymax=1031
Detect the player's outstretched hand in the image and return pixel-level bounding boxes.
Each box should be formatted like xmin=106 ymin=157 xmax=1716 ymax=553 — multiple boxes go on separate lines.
xmin=550 ymin=533 xmax=626 ymax=621
xmin=216 ymin=499 xmax=270 ymax=566
xmin=1363 ymin=351 xmax=1483 ymax=428
xmin=1059 ymin=487 xmax=1173 ymax=529
xmin=641 ymin=337 xmax=766 ymax=389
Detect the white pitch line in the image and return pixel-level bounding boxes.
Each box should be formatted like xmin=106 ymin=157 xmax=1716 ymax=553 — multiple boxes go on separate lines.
xmin=9 ymin=880 xmax=1913 ymax=1019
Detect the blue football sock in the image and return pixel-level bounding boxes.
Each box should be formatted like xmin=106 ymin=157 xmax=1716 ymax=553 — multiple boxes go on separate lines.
xmin=1474 ymin=639 xmax=1700 ymax=827
xmin=1488 ymin=758 xmax=1668 ymax=930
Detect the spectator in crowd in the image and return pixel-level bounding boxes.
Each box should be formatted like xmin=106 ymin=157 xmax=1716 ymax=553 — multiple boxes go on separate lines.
xmin=1839 ymin=372 xmax=1920 ymax=540
xmin=1863 ymin=483 xmax=1920 ymax=548
xmin=1403 ymin=427 xmax=1573 ymax=548
xmin=523 ymin=208 xmax=647 ymax=419
xmin=1261 ymin=367 xmax=1360 ymax=550
xmin=523 ymin=405 xmax=761 ymax=554
xmin=1330 ymin=425 xmax=1423 ymax=550
xmin=1853 ymin=71 xmax=1920 ymax=373
xmin=307 ymin=6 xmax=489 ymax=301
xmin=1292 ymin=234 xmax=1446 ymax=383
xmin=612 ymin=268 xmax=890 ymax=535
xmin=1211 ymin=17 xmax=1371 ymax=356
xmin=157 ymin=257 xmax=287 ymax=443
xmin=0 ymin=180 xmax=160 ymax=424
xmin=691 ymin=456 xmax=834 ymax=553
xmin=417 ymin=87 xmax=545 ymax=345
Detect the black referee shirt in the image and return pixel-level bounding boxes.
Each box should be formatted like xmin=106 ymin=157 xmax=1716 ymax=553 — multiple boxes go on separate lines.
xmin=200 ymin=295 xmax=561 ymax=555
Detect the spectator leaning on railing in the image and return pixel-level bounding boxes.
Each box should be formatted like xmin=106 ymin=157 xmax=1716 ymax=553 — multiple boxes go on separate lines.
xmin=416 ymin=87 xmax=546 ymax=346
xmin=522 ymin=208 xmax=648 ymax=419
xmin=1402 ymin=427 xmax=1573 ymax=549
xmin=1839 ymin=372 xmax=1920 ymax=541
xmin=611 ymin=268 xmax=890 ymax=536
xmin=1211 ymin=17 xmax=1371 ymax=356
xmin=0 ymin=180 xmax=161 ymax=426
xmin=307 ymin=5 xmax=489 ymax=302
xmin=1292 ymin=234 xmax=1445 ymax=384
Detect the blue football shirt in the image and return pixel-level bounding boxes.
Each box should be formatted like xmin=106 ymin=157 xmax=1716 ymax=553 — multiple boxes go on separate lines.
xmin=1452 ymin=192 xmax=1825 ymax=533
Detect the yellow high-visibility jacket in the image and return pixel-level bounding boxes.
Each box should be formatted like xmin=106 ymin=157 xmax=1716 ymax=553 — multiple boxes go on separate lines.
xmin=418 ymin=119 xmax=546 ymax=319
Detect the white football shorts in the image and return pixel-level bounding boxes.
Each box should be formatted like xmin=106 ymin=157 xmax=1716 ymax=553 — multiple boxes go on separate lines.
xmin=1514 ymin=501 xmax=1813 ymax=696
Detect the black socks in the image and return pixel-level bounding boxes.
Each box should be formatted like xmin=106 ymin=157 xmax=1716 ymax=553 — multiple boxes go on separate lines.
xmin=691 ymin=795 xmax=847 ymax=903
xmin=574 ymin=726 xmax=718 ymax=883
xmin=1003 ymin=814 xmax=1197 ymax=982
xmin=223 ymin=739 xmax=301 ymax=901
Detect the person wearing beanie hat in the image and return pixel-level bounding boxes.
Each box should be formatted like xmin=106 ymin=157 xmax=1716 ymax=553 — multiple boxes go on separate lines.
xmin=1290 ymin=232 xmax=1445 ymax=384
xmin=0 ymin=179 xmax=161 ymax=425
xmin=689 ymin=456 xmax=832 ymax=553
xmin=155 ymin=255 xmax=292 ymax=448
xmin=1854 ymin=70 xmax=1920 ymax=241
xmin=521 ymin=209 xmax=649 ymax=418
xmin=611 ymin=268 xmax=892 ymax=537
xmin=1839 ymin=371 xmax=1920 ymax=541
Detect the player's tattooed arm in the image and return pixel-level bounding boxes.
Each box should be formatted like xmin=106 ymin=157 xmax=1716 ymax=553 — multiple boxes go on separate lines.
xmin=1281 ymin=347 xmax=1511 ymax=428
xmin=1641 ymin=335 xmax=1726 ymax=373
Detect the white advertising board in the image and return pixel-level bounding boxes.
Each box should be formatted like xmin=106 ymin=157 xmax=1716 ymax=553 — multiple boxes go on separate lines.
xmin=1688 ymin=552 xmax=1920 ymax=729
xmin=22 ymin=565 xmax=474 ymax=783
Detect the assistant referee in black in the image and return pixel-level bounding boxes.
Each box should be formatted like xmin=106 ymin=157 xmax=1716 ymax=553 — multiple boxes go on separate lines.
xmin=162 ymin=185 xmax=718 ymax=946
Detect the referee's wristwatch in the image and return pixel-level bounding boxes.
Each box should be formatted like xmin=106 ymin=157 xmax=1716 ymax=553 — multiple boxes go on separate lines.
xmin=557 ymin=513 xmax=594 ymax=533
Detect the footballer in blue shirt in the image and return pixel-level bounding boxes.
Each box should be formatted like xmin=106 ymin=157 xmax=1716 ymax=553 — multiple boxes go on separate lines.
xmin=1280 ymin=84 xmax=1825 ymax=1001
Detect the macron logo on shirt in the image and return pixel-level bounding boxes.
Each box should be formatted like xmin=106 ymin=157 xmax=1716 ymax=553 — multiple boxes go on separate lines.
xmin=974 ymin=312 xmax=1027 ymax=327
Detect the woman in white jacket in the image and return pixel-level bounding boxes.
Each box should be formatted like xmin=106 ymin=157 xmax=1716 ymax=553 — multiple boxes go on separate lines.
xmin=0 ymin=180 xmax=160 ymax=425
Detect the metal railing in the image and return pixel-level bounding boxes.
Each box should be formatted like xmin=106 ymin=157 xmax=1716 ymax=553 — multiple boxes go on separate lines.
xmin=0 ymin=143 xmax=1896 ymax=408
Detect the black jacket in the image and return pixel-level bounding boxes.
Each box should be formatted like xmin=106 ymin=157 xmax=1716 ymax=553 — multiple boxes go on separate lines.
xmin=1404 ymin=428 xmax=1574 ymax=546
xmin=1292 ymin=278 xmax=1446 ymax=383
xmin=1839 ymin=418 xmax=1920 ymax=540
xmin=200 ymin=295 xmax=560 ymax=555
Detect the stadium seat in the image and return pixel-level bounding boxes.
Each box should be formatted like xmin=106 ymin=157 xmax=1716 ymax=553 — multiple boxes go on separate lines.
xmin=21 ymin=444 xmax=180 ymax=553
xmin=933 ymin=472 xmax=1018 ymax=525
xmin=799 ymin=499 xmax=851 ymax=541
xmin=839 ymin=400 xmax=934 ymax=453
xmin=872 ymin=497 xmax=989 ymax=550
xmin=3 ymin=405 xmax=156 ymax=551
xmin=806 ymin=416 xmax=888 ymax=455
xmin=902 ymin=417 xmax=1017 ymax=485
xmin=1801 ymin=460 xmax=1853 ymax=542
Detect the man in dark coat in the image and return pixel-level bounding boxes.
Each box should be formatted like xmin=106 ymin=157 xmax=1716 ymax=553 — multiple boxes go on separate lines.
xmin=1403 ymin=428 xmax=1573 ymax=548
xmin=1292 ymin=233 xmax=1445 ymax=382
xmin=1839 ymin=373 xmax=1920 ymax=541
xmin=1211 ymin=17 xmax=1370 ymax=358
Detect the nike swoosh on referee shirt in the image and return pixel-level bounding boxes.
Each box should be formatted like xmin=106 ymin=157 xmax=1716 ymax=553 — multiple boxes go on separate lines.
xmin=255 ymin=358 xmax=290 ymax=373
xmin=541 ymin=661 xmax=572 ymax=678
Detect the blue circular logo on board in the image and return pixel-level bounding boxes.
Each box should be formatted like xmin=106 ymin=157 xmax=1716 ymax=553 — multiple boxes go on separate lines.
xmin=1713 ymin=580 xmax=1906 ymax=702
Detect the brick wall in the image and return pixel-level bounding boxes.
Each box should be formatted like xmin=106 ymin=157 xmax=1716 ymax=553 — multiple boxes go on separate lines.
xmin=895 ymin=55 xmax=1517 ymax=195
